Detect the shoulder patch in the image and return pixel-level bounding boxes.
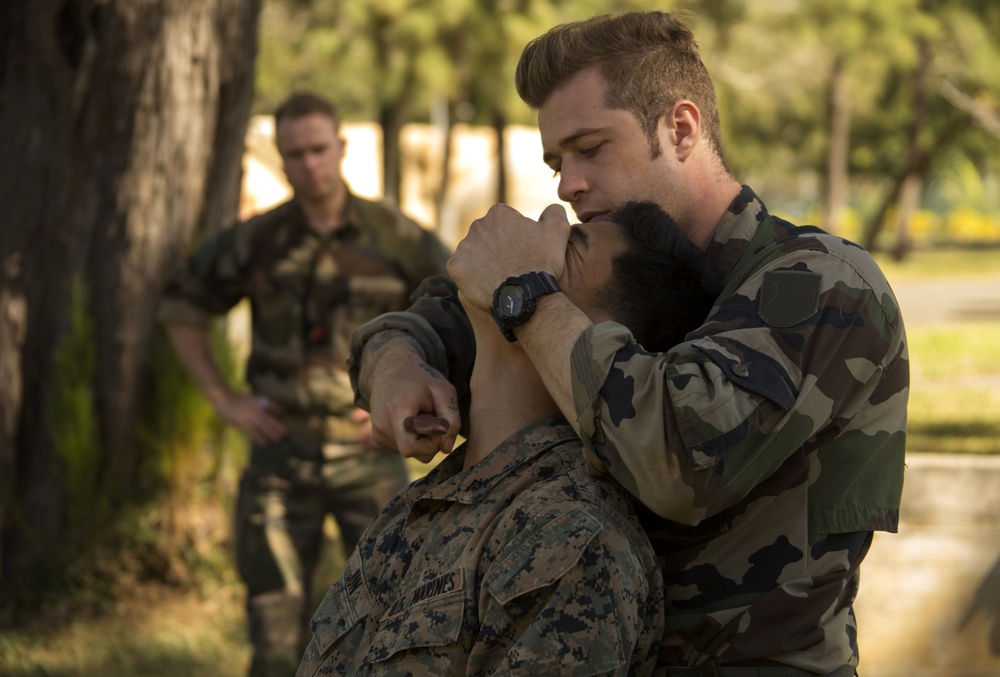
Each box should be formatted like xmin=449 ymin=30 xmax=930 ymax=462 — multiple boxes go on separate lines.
xmin=759 ymin=270 xmax=821 ymax=327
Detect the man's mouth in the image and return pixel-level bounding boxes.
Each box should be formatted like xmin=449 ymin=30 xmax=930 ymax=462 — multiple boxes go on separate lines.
xmin=578 ymin=210 xmax=609 ymax=224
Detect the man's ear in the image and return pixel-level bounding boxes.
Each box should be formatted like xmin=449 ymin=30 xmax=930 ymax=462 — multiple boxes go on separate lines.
xmin=663 ymin=101 xmax=700 ymax=161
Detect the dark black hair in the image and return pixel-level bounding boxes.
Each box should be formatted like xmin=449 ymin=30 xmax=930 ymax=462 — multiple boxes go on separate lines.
xmin=600 ymin=201 xmax=721 ymax=351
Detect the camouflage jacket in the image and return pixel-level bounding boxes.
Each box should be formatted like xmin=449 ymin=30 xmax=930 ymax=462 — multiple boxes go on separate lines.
xmin=296 ymin=418 xmax=664 ymax=676
xmin=348 ymin=186 xmax=908 ymax=672
xmin=159 ymin=194 xmax=451 ymax=420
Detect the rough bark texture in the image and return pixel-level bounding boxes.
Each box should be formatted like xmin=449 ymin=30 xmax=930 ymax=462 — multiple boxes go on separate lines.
xmin=0 ymin=0 xmax=261 ymax=605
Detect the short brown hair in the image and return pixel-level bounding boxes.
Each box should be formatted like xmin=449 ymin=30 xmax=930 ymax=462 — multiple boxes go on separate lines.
xmin=515 ymin=11 xmax=727 ymax=166
xmin=273 ymin=92 xmax=339 ymax=130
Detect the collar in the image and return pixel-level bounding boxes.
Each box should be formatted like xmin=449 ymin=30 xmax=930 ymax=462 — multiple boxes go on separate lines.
xmin=703 ymin=184 xmax=770 ymax=282
xmin=286 ymin=191 xmax=364 ymax=241
xmin=403 ymin=417 xmax=578 ymax=511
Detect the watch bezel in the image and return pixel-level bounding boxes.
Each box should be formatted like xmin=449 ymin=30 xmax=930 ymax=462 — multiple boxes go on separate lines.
xmin=490 ymin=271 xmax=561 ymax=342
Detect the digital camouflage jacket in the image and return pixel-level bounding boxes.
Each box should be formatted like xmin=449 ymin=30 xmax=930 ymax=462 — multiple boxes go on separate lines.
xmin=296 ymin=418 xmax=664 ymax=676
xmin=159 ymin=194 xmax=451 ymax=420
xmin=348 ymin=186 xmax=908 ymax=673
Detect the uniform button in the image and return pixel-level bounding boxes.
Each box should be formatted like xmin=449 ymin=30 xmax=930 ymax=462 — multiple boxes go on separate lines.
xmin=733 ymin=364 xmax=750 ymax=377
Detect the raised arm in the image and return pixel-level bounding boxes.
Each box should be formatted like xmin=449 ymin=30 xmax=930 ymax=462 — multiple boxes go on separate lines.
xmin=348 ymin=276 xmax=476 ymax=461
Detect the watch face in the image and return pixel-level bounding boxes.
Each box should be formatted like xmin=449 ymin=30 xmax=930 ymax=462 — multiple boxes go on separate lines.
xmin=498 ymin=285 xmax=525 ymax=319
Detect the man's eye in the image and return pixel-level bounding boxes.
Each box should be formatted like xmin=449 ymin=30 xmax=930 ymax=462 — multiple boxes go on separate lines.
xmin=580 ymin=143 xmax=602 ymax=158
xmin=551 ymin=166 xmax=561 ymax=177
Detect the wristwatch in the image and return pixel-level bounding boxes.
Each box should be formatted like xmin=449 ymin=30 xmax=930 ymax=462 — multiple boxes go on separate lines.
xmin=490 ymin=271 xmax=561 ymax=342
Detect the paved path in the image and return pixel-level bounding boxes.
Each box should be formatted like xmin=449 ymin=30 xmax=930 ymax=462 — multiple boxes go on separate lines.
xmin=892 ymin=275 xmax=1000 ymax=327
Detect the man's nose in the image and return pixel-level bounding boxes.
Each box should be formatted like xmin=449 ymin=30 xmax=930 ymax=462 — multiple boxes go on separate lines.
xmin=302 ymin=151 xmax=321 ymax=170
xmin=557 ymin=168 xmax=587 ymax=204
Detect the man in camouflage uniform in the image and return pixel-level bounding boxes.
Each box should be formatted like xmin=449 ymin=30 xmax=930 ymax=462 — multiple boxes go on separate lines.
xmin=158 ymin=92 xmax=451 ymax=677
xmin=350 ymin=12 xmax=907 ymax=676
xmin=298 ymin=202 xmax=724 ymax=676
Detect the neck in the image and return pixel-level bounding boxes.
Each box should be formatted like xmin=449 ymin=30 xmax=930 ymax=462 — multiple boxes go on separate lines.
xmin=463 ymin=338 xmax=560 ymax=470
xmin=675 ymin=146 xmax=743 ymax=250
xmin=297 ymin=181 xmax=348 ymax=235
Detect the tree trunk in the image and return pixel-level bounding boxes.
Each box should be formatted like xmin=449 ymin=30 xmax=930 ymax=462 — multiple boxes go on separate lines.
xmin=379 ymin=104 xmax=403 ymax=204
xmin=435 ymin=100 xmax=457 ymax=227
xmin=863 ymin=25 xmax=933 ymax=254
xmin=892 ymin=174 xmax=923 ymax=261
xmin=821 ymin=56 xmax=850 ymax=233
xmin=494 ymin=108 xmax=508 ymax=205
xmin=0 ymin=0 xmax=261 ymax=606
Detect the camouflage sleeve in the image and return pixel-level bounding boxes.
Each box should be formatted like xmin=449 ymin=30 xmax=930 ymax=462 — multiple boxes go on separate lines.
xmin=348 ymin=275 xmax=475 ymax=422
xmin=477 ymin=504 xmax=664 ymax=674
xmin=571 ymin=246 xmax=907 ymax=527
xmin=157 ymin=225 xmax=247 ymax=325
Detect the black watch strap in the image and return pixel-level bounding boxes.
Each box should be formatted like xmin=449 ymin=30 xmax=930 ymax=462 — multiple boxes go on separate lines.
xmin=491 ymin=271 xmax=561 ymax=342
xmin=519 ymin=270 xmax=561 ymax=298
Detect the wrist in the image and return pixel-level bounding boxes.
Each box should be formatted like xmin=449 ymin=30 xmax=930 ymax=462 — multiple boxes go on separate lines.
xmin=490 ymin=271 xmax=561 ymax=342
xmin=205 ymin=385 xmax=235 ymax=411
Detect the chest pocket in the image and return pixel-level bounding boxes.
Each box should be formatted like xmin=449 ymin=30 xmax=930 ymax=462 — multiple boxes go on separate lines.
xmin=483 ymin=509 xmax=626 ymax=675
xmin=368 ymin=569 xmax=466 ymax=673
xmin=300 ymin=552 xmax=373 ymax=676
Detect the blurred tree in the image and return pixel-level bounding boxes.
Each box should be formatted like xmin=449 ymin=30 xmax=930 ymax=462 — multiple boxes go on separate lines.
xmin=860 ymin=0 xmax=1000 ymax=252
xmin=0 ymin=0 xmax=262 ymax=611
xmin=682 ymin=0 xmax=999 ymax=253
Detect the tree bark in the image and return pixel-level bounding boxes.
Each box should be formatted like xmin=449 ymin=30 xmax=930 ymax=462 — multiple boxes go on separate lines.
xmin=0 ymin=0 xmax=261 ymax=606
xmin=494 ymin=107 xmax=508 ymax=205
xmin=821 ymin=56 xmax=850 ymax=234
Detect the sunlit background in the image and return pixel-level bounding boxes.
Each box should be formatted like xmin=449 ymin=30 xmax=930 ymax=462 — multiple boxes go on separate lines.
xmin=1 ymin=1 xmax=998 ymax=675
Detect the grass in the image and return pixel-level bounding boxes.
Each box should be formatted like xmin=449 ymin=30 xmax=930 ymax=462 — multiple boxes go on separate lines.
xmin=1 ymin=246 xmax=997 ymax=676
xmin=0 ymin=583 xmax=249 ymax=677
xmin=905 ymin=320 xmax=1000 ymax=455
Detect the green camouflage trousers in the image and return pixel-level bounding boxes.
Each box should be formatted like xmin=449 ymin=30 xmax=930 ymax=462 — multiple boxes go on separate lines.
xmin=234 ymin=435 xmax=409 ymax=677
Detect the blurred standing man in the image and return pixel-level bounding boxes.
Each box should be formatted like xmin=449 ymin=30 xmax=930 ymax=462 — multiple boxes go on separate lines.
xmin=158 ymin=92 xmax=451 ymax=677
xmin=351 ymin=12 xmax=907 ymax=676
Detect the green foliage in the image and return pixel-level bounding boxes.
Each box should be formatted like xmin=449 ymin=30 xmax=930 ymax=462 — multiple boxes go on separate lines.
xmin=255 ymin=0 xmax=1000 ymax=247
xmin=136 ymin=322 xmax=244 ymax=502
xmin=48 ymin=276 xmax=109 ymax=531
xmin=127 ymin=319 xmax=246 ymax=592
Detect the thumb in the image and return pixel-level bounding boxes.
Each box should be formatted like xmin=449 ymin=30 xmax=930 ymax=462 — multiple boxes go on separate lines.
xmin=538 ymin=203 xmax=569 ymax=225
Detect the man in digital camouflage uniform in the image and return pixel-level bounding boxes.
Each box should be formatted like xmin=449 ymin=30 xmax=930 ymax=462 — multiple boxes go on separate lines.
xmin=158 ymin=91 xmax=451 ymax=677
xmin=298 ymin=201 xmax=725 ymax=676
xmin=349 ymin=12 xmax=907 ymax=677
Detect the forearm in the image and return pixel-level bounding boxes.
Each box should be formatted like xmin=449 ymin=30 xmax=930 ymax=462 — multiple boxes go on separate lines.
xmin=515 ymin=293 xmax=594 ymax=435
xmin=356 ymin=329 xmax=427 ymax=408
xmin=351 ymin=324 xmax=464 ymax=459
xmin=348 ymin=276 xmax=475 ymax=422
